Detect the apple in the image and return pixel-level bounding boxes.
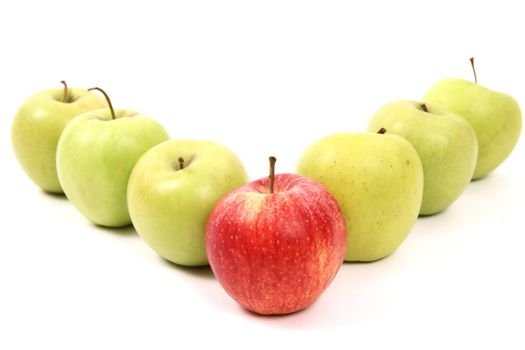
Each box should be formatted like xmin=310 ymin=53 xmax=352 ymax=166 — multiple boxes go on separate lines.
xmin=56 ymin=87 xmax=169 ymax=227
xmin=11 ymin=81 xmax=106 ymax=193
xmin=127 ymin=139 xmax=249 ymax=266
xmin=367 ymin=101 xmax=478 ymax=215
xmin=206 ymin=157 xmax=346 ymax=315
xmin=296 ymin=130 xmax=423 ymax=262
xmin=424 ymin=58 xmax=522 ymax=179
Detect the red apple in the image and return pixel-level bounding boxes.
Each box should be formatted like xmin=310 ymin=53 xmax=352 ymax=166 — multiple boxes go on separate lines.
xmin=206 ymin=157 xmax=346 ymax=315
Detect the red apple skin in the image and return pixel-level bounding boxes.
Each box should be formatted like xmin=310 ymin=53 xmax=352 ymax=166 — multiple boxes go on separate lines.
xmin=206 ymin=173 xmax=347 ymax=315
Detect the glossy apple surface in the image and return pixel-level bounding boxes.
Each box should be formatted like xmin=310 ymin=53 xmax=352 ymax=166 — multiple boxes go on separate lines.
xmin=206 ymin=172 xmax=346 ymax=315
xmin=12 ymin=85 xmax=105 ymax=193
xmin=296 ymin=132 xmax=423 ymax=262
xmin=57 ymin=108 xmax=169 ymax=227
xmin=368 ymin=101 xmax=478 ymax=215
xmin=128 ymin=139 xmax=248 ymax=266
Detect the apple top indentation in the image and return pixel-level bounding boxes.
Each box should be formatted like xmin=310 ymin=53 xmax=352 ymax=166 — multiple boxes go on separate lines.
xmin=51 ymin=80 xmax=79 ymax=103
xmin=418 ymin=103 xmax=429 ymax=113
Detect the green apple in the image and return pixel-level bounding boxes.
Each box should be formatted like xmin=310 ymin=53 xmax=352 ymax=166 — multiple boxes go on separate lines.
xmin=296 ymin=131 xmax=423 ymax=262
xmin=127 ymin=140 xmax=248 ymax=266
xmin=56 ymin=88 xmax=169 ymax=227
xmin=11 ymin=81 xmax=105 ymax=193
xmin=424 ymin=58 xmax=522 ymax=179
xmin=367 ymin=101 xmax=478 ymax=215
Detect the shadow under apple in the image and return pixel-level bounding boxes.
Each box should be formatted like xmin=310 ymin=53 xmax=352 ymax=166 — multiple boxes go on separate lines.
xmin=37 ymin=188 xmax=68 ymax=201
xmin=92 ymin=223 xmax=138 ymax=237
xmin=158 ymin=257 xmax=238 ymax=314
xmin=159 ymin=258 xmax=216 ymax=280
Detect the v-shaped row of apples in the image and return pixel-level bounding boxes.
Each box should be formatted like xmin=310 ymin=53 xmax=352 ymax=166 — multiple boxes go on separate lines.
xmin=11 ymin=59 xmax=521 ymax=315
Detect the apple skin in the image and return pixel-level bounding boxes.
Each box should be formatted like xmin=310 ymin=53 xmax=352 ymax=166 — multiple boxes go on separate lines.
xmin=11 ymin=87 xmax=105 ymax=193
xmin=296 ymin=132 xmax=423 ymax=262
xmin=424 ymin=78 xmax=522 ymax=179
xmin=367 ymin=100 xmax=478 ymax=215
xmin=127 ymin=139 xmax=249 ymax=266
xmin=56 ymin=109 xmax=169 ymax=227
xmin=206 ymin=173 xmax=346 ymax=315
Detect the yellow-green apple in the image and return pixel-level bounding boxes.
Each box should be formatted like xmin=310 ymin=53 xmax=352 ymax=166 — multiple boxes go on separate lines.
xmin=424 ymin=58 xmax=522 ymax=179
xmin=206 ymin=157 xmax=346 ymax=315
xmin=296 ymin=130 xmax=423 ymax=262
xmin=56 ymin=88 xmax=169 ymax=227
xmin=11 ymin=81 xmax=105 ymax=193
xmin=367 ymin=101 xmax=478 ymax=215
xmin=127 ymin=139 xmax=248 ymax=266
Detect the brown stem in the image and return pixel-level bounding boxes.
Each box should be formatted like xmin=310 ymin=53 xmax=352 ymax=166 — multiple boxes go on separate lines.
xmin=178 ymin=157 xmax=184 ymax=170
xmin=88 ymin=87 xmax=116 ymax=120
xmin=419 ymin=103 xmax=429 ymax=112
xmin=269 ymin=156 xmax=276 ymax=193
xmin=377 ymin=128 xmax=387 ymax=134
xmin=469 ymin=57 xmax=478 ymax=84
xmin=60 ymin=80 xmax=69 ymax=102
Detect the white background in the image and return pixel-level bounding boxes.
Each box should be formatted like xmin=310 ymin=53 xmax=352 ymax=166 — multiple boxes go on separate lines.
xmin=1 ymin=1 xmax=524 ymax=349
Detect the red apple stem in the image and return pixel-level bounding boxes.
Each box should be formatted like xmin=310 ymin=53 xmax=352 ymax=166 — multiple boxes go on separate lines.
xmin=269 ymin=156 xmax=277 ymax=193
xmin=60 ymin=80 xmax=69 ymax=102
xmin=87 ymin=87 xmax=116 ymax=120
xmin=377 ymin=128 xmax=387 ymax=134
xmin=470 ymin=57 xmax=478 ymax=84
xmin=420 ymin=103 xmax=429 ymax=112
xmin=178 ymin=157 xmax=184 ymax=170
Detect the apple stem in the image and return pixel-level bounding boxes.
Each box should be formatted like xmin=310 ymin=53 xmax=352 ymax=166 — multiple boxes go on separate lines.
xmin=269 ymin=156 xmax=276 ymax=194
xmin=470 ymin=57 xmax=478 ymax=84
xmin=88 ymin=87 xmax=116 ymax=120
xmin=377 ymin=128 xmax=387 ymax=134
xmin=420 ymin=103 xmax=429 ymax=112
xmin=60 ymin=80 xmax=69 ymax=102
xmin=178 ymin=157 xmax=184 ymax=170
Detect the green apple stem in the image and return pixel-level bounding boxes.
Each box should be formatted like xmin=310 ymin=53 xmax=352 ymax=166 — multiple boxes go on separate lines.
xmin=269 ymin=156 xmax=277 ymax=193
xmin=377 ymin=128 xmax=387 ymax=134
xmin=60 ymin=80 xmax=69 ymax=102
xmin=419 ymin=103 xmax=429 ymax=112
xmin=178 ymin=157 xmax=184 ymax=170
xmin=87 ymin=87 xmax=116 ymax=120
xmin=470 ymin=57 xmax=478 ymax=84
